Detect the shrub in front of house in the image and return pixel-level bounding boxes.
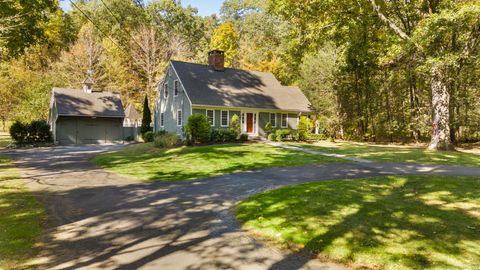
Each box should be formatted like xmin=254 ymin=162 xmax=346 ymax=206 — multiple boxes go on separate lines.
xmin=291 ymin=130 xmax=300 ymax=141
xmin=186 ymin=114 xmax=211 ymax=144
xmin=267 ymin=133 xmax=276 ymax=141
xmin=275 ymin=129 xmax=291 ymax=141
xmin=142 ymin=131 xmax=154 ymax=142
xmin=9 ymin=120 xmax=53 ymax=145
xmin=10 ymin=121 xmax=27 ymax=144
xmin=153 ymin=132 xmax=179 ymax=148
xmin=239 ymin=133 xmax=248 ymax=142
xmin=230 ymin=114 xmax=241 ymax=138
xmin=210 ymin=129 xmax=236 ymax=143
xmin=298 ymin=116 xmax=311 ymax=141
xmin=264 ymin=122 xmax=273 ymax=137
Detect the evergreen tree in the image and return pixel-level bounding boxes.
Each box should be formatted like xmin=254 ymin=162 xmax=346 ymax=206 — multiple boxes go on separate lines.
xmin=141 ymin=95 xmax=152 ymax=135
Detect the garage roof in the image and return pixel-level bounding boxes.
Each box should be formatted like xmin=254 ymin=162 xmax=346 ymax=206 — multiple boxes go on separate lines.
xmin=52 ymin=88 xmax=125 ymax=118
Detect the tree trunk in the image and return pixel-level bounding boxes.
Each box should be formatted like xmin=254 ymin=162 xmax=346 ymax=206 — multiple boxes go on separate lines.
xmin=428 ymin=68 xmax=455 ymax=151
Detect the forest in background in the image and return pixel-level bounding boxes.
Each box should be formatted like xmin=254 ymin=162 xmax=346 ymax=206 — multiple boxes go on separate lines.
xmin=1 ymin=0 xmax=479 ymax=147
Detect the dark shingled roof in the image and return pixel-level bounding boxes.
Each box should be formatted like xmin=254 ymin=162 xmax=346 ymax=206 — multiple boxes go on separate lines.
xmin=124 ymin=104 xmax=141 ymax=121
xmin=52 ymin=88 xmax=125 ymax=118
xmin=171 ymin=60 xmax=314 ymax=112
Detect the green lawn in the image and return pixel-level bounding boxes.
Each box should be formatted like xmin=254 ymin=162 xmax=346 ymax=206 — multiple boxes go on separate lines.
xmin=289 ymin=141 xmax=480 ymax=166
xmin=0 ymin=156 xmax=44 ymax=270
xmin=0 ymin=133 xmax=12 ymax=148
xmin=236 ymin=175 xmax=480 ymax=270
xmin=92 ymin=143 xmax=342 ymax=181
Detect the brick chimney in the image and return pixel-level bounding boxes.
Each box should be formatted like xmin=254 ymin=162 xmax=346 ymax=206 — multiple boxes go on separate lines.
xmin=208 ymin=50 xmax=225 ymax=71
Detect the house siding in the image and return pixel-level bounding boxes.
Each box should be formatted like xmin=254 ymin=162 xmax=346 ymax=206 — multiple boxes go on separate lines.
xmin=49 ymin=103 xmax=58 ymax=141
xmin=288 ymin=113 xmax=298 ymax=129
xmin=155 ymin=64 xmax=192 ymax=137
xmin=190 ymin=107 xmax=241 ymax=129
xmin=258 ymin=112 xmax=270 ymax=136
xmin=258 ymin=112 xmax=298 ymax=136
xmin=192 ymin=108 xmax=206 ymax=115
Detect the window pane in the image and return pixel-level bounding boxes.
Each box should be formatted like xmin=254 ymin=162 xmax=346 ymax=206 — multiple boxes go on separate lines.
xmin=177 ymin=110 xmax=182 ymax=125
xmin=164 ymin=84 xmax=168 ymax=97
xmin=207 ymin=110 xmax=214 ymax=125
xmin=282 ymin=114 xmax=287 ymax=127
xmin=174 ymin=81 xmax=178 ymax=96
xmin=221 ymin=111 xmax=228 ymax=126
xmin=160 ymin=113 xmax=164 ymax=126
xmin=270 ymin=113 xmax=276 ymax=126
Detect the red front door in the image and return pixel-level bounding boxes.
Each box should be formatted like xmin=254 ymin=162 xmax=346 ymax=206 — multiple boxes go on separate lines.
xmin=246 ymin=113 xmax=254 ymax=133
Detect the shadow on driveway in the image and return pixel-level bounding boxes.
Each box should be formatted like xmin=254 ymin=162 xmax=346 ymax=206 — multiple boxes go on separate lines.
xmin=3 ymin=145 xmax=480 ymax=270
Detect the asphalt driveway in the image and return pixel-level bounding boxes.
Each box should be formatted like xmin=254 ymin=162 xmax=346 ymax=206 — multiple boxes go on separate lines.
xmin=4 ymin=145 xmax=480 ymax=270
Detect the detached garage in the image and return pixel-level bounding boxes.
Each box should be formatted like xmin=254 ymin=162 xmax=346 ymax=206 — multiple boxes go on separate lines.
xmin=48 ymin=86 xmax=125 ymax=145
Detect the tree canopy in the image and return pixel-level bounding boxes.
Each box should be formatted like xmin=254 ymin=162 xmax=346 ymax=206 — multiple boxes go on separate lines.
xmin=0 ymin=0 xmax=479 ymax=148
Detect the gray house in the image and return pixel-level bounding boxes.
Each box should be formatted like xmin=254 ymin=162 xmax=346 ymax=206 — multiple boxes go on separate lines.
xmin=48 ymin=78 xmax=125 ymax=145
xmin=154 ymin=50 xmax=314 ymax=138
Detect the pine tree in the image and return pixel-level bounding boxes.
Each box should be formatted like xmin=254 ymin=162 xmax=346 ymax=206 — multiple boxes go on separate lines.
xmin=141 ymin=95 xmax=152 ymax=135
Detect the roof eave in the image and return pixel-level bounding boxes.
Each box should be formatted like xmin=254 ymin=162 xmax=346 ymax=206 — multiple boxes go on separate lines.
xmin=57 ymin=113 xmax=126 ymax=118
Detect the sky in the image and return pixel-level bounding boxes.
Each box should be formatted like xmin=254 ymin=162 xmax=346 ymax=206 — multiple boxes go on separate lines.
xmin=59 ymin=0 xmax=223 ymax=17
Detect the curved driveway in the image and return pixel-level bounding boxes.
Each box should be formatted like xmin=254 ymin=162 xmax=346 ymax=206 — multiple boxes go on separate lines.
xmin=3 ymin=145 xmax=480 ymax=270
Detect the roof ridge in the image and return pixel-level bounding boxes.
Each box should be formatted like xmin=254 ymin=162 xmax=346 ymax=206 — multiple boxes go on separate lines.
xmin=53 ymin=87 xmax=119 ymax=96
xmin=170 ymin=59 xmax=276 ymax=76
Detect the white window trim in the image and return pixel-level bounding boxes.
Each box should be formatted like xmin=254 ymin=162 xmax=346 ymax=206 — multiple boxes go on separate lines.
xmin=220 ymin=110 xmax=229 ymax=127
xmin=270 ymin=113 xmax=277 ymax=128
xmin=160 ymin=112 xmax=165 ymax=127
xmin=174 ymin=80 xmax=179 ymax=97
xmin=164 ymin=83 xmax=168 ymax=98
xmin=281 ymin=113 xmax=288 ymax=128
xmin=206 ymin=109 xmax=215 ymax=127
xmin=177 ymin=110 xmax=182 ymax=126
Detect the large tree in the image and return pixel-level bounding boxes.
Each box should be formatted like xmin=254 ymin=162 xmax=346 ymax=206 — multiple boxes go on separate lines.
xmin=268 ymin=0 xmax=480 ymax=150
xmin=0 ymin=0 xmax=60 ymax=58
xmin=368 ymin=0 xmax=480 ymax=150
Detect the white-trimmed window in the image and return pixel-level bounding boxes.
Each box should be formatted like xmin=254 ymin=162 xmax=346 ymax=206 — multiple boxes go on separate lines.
xmin=160 ymin=112 xmax=165 ymax=127
xmin=281 ymin=113 xmax=288 ymax=128
xmin=177 ymin=110 xmax=182 ymax=126
xmin=270 ymin=113 xmax=277 ymax=127
xmin=164 ymin=83 xmax=168 ymax=98
xmin=174 ymin=80 xmax=179 ymax=96
xmin=221 ymin=110 xmax=229 ymax=127
xmin=206 ymin=109 xmax=215 ymax=126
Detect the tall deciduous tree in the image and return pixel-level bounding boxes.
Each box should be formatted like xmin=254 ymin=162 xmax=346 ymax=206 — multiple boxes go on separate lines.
xmin=210 ymin=21 xmax=239 ymax=67
xmin=53 ymin=23 xmax=106 ymax=89
xmin=368 ymin=0 xmax=480 ymax=150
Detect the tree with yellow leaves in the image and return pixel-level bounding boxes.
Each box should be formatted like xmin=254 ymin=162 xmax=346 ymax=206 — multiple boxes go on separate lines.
xmin=210 ymin=21 xmax=239 ymax=67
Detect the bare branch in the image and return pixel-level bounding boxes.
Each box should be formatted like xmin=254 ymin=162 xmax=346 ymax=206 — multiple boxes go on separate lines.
xmin=368 ymin=0 xmax=411 ymax=40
